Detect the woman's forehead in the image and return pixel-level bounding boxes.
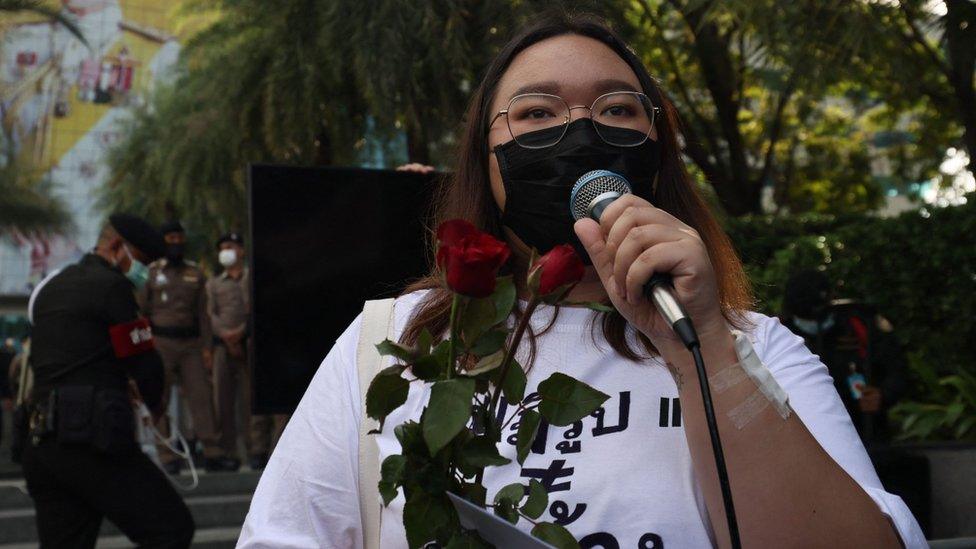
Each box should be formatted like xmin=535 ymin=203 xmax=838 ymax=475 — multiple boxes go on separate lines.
xmin=493 ymin=34 xmax=642 ymax=109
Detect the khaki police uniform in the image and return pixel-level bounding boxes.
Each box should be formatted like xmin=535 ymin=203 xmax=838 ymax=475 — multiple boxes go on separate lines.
xmin=208 ymin=268 xmax=286 ymax=461
xmin=141 ymin=258 xmax=222 ymax=463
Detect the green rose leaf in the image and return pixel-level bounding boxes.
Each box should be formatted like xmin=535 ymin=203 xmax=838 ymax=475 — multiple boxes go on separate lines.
xmin=521 ymin=479 xmax=548 ymax=520
xmin=531 ymin=522 xmax=581 ymax=549
xmin=461 ymin=296 xmax=496 ymax=347
xmin=365 ymin=365 xmax=409 ymax=426
xmin=423 ymin=378 xmax=476 ymax=455
xmin=564 ymin=301 xmax=615 ymax=313
xmin=491 ymin=356 xmax=526 ymax=404
xmin=493 ymin=498 xmax=520 ymax=525
xmin=457 ymin=482 xmax=488 ymax=508
xmin=403 ymin=492 xmax=458 ymax=548
xmin=376 ymin=339 xmax=414 ymax=362
xmin=492 ymin=482 xmax=525 ymax=525
xmin=413 ymin=340 xmax=449 ymax=381
xmin=490 ymin=276 xmax=516 ymax=325
xmin=465 ymin=349 xmax=505 ymax=376
xmin=378 ymin=454 xmax=406 ymax=506
xmin=460 ymin=436 xmax=511 ymax=469
xmin=537 ymin=372 xmax=609 ymax=427
xmin=394 ymin=421 xmax=426 ymax=457
xmin=494 ymin=482 xmax=525 ymax=506
xmin=417 ymin=328 xmax=433 ymax=355
xmin=470 ymin=328 xmax=508 ymax=357
xmin=515 ymin=408 xmax=541 ymax=465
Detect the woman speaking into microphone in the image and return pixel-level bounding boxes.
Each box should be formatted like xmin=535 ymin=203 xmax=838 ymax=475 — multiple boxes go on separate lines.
xmin=239 ymin=13 xmax=924 ymax=549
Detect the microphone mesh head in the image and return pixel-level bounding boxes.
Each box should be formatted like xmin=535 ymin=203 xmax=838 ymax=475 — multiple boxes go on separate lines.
xmin=570 ymin=170 xmax=632 ymax=221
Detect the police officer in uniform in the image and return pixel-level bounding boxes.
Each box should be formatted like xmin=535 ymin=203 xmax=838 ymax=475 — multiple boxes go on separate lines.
xmin=23 ymin=213 xmax=194 ymax=548
xmin=141 ymin=221 xmax=234 ymax=472
xmin=208 ymin=232 xmax=287 ymax=470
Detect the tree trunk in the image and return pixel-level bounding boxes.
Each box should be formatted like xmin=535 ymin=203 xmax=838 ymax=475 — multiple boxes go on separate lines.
xmin=945 ymin=0 xmax=976 ymax=175
xmin=672 ymin=1 xmax=763 ymax=216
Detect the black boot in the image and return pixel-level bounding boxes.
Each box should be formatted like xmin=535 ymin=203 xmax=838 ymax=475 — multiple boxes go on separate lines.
xmin=248 ymin=453 xmax=269 ymax=471
xmin=204 ymin=456 xmax=241 ymax=473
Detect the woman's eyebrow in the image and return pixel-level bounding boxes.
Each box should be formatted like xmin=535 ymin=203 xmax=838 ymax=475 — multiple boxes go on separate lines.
xmin=508 ymin=79 xmax=640 ymax=101
xmin=510 ymin=81 xmax=561 ymax=99
xmin=592 ymin=78 xmax=639 ymax=95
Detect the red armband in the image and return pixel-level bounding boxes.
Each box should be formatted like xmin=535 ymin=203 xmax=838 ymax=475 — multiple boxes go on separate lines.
xmin=109 ymin=318 xmax=155 ymax=358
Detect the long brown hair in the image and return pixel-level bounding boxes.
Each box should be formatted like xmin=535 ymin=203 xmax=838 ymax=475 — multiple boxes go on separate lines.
xmin=400 ymin=12 xmax=753 ymax=360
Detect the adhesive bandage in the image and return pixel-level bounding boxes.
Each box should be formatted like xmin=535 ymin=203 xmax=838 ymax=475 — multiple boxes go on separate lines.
xmin=708 ymin=362 xmax=750 ymax=394
xmin=721 ymin=331 xmax=791 ymax=429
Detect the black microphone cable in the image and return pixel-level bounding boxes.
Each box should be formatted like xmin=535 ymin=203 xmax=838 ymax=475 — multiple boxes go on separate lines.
xmin=647 ymin=276 xmax=741 ymax=549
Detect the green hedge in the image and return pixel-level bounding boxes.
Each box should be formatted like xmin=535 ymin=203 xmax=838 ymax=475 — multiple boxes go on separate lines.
xmin=724 ymin=197 xmax=976 ymax=440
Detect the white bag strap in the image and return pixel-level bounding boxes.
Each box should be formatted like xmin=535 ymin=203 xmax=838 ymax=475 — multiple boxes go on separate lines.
xmin=357 ymin=298 xmax=396 ymax=549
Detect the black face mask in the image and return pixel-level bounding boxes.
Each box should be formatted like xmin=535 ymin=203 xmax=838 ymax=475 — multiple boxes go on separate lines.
xmin=494 ymin=119 xmax=661 ymax=264
xmin=166 ymin=243 xmax=185 ymax=264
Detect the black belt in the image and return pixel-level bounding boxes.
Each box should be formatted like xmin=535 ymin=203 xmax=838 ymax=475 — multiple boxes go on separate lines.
xmin=152 ymin=324 xmax=200 ymax=339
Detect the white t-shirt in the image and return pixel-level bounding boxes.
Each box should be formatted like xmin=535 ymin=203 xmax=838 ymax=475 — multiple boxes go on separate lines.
xmin=238 ymin=291 xmax=925 ymax=548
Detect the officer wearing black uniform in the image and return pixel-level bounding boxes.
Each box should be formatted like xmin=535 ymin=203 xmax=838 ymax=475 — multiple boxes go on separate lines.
xmin=780 ymin=270 xmax=908 ymax=444
xmin=23 ymin=214 xmax=194 ymax=548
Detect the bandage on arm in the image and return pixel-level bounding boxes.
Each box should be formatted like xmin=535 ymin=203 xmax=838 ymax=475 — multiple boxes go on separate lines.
xmin=709 ymin=331 xmax=791 ymax=429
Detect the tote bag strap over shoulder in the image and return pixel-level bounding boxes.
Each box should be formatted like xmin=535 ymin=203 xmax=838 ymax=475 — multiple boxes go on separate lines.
xmin=357 ymin=298 xmax=396 ymax=549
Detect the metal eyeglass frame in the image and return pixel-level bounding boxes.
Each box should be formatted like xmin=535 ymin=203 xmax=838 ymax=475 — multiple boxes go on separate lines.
xmin=488 ymin=91 xmax=661 ymax=149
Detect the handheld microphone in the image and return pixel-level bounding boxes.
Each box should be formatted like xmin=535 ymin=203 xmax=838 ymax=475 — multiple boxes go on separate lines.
xmin=570 ymin=170 xmax=699 ymax=349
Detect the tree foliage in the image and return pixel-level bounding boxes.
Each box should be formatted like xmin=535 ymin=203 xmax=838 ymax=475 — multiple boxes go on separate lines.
xmin=100 ymin=0 xmax=972 ymax=236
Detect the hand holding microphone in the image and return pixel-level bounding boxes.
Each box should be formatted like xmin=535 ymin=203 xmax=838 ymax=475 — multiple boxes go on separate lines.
xmin=571 ymin=170 xmax=726 ymax=353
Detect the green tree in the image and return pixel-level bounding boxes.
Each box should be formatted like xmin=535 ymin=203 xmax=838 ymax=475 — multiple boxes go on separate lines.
xmin=0 ymin=0 xmax=87 ymax=45
xmin=102 ymin=0 xmax=377 ymax=242
xmin=101 ymin=1 xmax=608 ymax=236
xmin=857 ymin=0 xmax=976 ymax=180
xmin=103 ymin=0 xmax=964 ymax=228
xmin=621 ymin=0 xmax=906 ymax=215
xmin=0 ymin=142 xmax=71 ymax=235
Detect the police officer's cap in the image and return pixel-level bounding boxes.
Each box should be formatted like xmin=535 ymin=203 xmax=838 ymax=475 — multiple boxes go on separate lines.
xmin=159 ymin=219 xmax=185 ymax=236
xmin=109 ymin=213 xmax=166 ymax=261
xmin=217 ymin=232 xmax=244 ymax=249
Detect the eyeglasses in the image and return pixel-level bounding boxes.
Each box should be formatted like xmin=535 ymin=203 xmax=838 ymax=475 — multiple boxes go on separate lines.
xmin=488 ymin=91 xmax=660 ymax=149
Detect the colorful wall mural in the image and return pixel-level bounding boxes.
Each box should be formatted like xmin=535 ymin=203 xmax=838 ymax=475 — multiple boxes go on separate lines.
xmin=0 ymin=0 xmax=182 ymax=295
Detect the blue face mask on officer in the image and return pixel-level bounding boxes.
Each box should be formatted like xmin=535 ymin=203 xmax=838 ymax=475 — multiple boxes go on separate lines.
xmin=120 ymin=244 xmax=150 ymax=289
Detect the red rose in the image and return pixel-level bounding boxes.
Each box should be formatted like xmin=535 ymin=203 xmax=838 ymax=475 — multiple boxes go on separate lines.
xmin=531 ymin=244 xmax=585 ymax=298
xmin=436 ymin=220 xmax=510 ymax=298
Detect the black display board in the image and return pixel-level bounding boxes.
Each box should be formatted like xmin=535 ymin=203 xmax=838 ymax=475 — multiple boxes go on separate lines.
xmin=248 ymin=164 xmax=437 ymax=414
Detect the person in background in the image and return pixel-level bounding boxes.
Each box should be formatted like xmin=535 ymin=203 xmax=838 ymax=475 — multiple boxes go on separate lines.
xmin=780 ymin=270 xmax=908 ymax=444
xmin=208 ymin=232 xmax=287 ymax=470
xmin=8 ymin=335 xmax=32 ymax=404
xmin=23 ymin=213 xmax=193 ymax=548
xmin=141 ymin=220 xmax=234 ymax=473
xmin=9 ymin=334 xmax=33 ymax=463
xmin=0 ymin=338 xmax=15 ymax=446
